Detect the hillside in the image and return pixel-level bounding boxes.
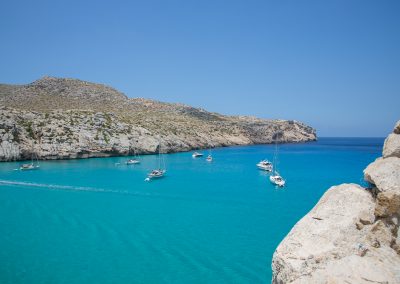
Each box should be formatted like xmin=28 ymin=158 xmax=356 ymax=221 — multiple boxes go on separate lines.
xmin=0 ymin=77 xmax=316 ymax=161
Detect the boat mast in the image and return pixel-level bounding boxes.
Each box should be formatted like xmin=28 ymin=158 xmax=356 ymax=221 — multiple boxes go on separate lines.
xmin=158 ymin=136 xmax=163 ymax=170
xmin=273 ymin=132 xmax=283 ymax=175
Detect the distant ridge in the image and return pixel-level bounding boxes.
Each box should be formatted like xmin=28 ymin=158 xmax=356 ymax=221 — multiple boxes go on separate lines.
xmin=0 ymin=77 xmax=316 ymax=161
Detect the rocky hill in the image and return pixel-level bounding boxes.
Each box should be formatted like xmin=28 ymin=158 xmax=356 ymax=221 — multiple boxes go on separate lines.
xmin=272 ymin=121 xmax=400 ymax=283
xmin=0 ymin=77 xmax=316 ymax=161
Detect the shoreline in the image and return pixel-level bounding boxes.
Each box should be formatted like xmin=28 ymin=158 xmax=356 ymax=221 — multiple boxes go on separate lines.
xmin=1 ymin=138 xmax=318 ymax=163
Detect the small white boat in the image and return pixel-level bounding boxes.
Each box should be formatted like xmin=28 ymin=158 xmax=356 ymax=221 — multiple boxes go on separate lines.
xmin=126 ymin=159 xmax=140 ymax=165
xmin=270 ymin=133 xmax=285 ymax=187
xmin=20 ymin=144 xmax=40 ymax=171
xmin=257 ymin=160 xmax=272 ymax=171
xmin=126 ymin=146 xmax=140 ymax=165
xmin=146 ymin=136 xmax=167 ymax=181
xmin=147 ymin=169 xmax=166 ymax=179
xmin=20 ymin=163 xmax=40 ymax=171
xmin=270 ymin=173 xmax=285 ymax=187
xmin=192 ymin=152 xmax=204 ymax=158
xmin=206 ymin=155 xmax=213 ymax=162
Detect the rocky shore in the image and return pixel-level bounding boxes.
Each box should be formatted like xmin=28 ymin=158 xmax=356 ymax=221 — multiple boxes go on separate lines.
xmin=0 ymin=77 xmax=316 ymax=161
xmin=272 ymin=121 xmax=400 ymax=283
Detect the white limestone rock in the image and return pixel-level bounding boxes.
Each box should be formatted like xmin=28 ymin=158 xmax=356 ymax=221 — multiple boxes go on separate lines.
xmin=394 ymin=120 xmax=400 ymax=135
xmin=383 ymin=133 xmax=400 ymax=158
xmin=271 ymin=184 xmax=393 ymax=283
xmin=272 ymin=121 xmax=400 ymax=284
xmin=364 ymin=157 xmax=400 ymax=193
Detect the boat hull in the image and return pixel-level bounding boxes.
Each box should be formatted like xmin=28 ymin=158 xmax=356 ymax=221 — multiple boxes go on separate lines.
xmin=147 ymin=170 xmax=166 ymax=179
xmin=270 ymin=175 xmax=285 ymax=187
xmin=257 ymin=164 xmax=272 ymax=171
xmin=20 ymin=164 xmax=40 ymax=171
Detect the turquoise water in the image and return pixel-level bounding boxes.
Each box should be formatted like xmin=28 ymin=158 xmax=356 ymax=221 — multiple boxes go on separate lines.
xmin=0 ymin=138 xmax=383 ymax=283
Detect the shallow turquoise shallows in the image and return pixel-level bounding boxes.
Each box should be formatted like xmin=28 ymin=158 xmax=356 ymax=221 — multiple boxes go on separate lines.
xmin=0 ymin=138 xmax=383 ymax=284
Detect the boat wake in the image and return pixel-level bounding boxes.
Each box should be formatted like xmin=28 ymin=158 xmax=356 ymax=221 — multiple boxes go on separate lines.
xmin=0 ymin=179 xmax=154 ymax=197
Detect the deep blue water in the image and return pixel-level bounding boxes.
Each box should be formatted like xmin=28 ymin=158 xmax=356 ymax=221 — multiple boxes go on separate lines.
xmin=0 ymin=138 xmax=383 ymax=283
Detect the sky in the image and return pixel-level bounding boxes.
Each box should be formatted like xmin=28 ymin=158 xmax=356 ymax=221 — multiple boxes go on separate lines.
xmin=0 ymin=0 xmax=399 ymax=137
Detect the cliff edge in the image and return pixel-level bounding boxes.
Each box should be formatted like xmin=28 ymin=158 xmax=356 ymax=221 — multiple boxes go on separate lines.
xmin=272 ymin=120 xmax=400 ymax=283
xmin=0 ymin=77 xmax=316 ymax=161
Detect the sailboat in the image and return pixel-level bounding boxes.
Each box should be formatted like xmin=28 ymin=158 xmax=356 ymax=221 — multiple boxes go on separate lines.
xmin=20 ymin=144 xmax=40 ymax=171
xmin=145 ymin=137 xmax=166 ymax=181
xmin=206 ymin=143 xmax=213 ymax=162
xmin=206 ymin=140 xmax=213 ymax=162
xmin=270 ymin=134 xmax=285 ymax=187
xmin=126 ymin=146 xmax=140 ymax=165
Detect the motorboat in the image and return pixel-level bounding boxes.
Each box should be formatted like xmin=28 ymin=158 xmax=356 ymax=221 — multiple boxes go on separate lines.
xmin=126 ymin=159 xmax=140 ymax=165
xmin=192 ymin=152 xmax=204 ymax=158
xmin=256 ymin=159 xmax=272 ymax=171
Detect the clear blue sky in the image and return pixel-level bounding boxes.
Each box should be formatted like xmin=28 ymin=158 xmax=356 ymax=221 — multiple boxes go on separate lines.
xmin=1 ymin=0 xmax=399 ymax=137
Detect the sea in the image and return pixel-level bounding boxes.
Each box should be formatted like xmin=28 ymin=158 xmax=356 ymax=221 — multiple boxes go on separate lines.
xmin=0 ymin=138 xmax=384 ymax=284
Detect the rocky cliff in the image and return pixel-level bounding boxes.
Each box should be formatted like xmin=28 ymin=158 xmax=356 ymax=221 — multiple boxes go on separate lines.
xmin=272 ymin=121 xmax=400 ymax=283
xmin=0 ymin=77 xmax=316 ymax=161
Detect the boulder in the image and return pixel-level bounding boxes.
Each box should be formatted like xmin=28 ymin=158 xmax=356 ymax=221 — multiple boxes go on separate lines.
xmin=272 ymin=184 xmax=382 ymax=283
xmin=383 ymin=133 xmax=400 ymax=158
xmin=375 ymin=191 xmax=400 ymax=217
xmin=394 ymin=120 xmax=400 ymax=135
xmin=364 ymin=157 xmax=400 ymax=193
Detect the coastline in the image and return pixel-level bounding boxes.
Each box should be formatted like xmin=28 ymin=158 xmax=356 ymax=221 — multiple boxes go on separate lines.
xmin=0 ymin=77 xmax=316 ymax=162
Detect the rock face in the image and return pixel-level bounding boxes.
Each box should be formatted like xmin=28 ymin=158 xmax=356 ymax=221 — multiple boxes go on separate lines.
xmin=383 ymin=134 xmax=400 ymax=158
xmin=383 ymin=121 xmax=400 ymax=158
xmin=0 ymin=77 xmax=316 ymax=161
xmin=272 ymin=120 xmax=400 ymax=283
xmin=364 ymin=157 xmax=400 ymax=193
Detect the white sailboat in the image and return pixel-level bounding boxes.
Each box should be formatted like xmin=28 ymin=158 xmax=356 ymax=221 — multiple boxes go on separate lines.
xmin=126 ymin=146 xmax=140 ymax=165
xmin=270 ymin=134 xmax=285 ymax=187
xmin=145 ymin=137 xmax=166 ymax=181
xmin=206 ymin=150 xmax=213 ymax=162
xmin=270 ymin=173 xmax=285 ymax=187
xmin=20 ymin=144 xmax=40 ymax=171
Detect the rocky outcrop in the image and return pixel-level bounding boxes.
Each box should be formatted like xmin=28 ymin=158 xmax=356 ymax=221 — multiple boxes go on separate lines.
xmin=383 ymin=133 xmax=400 ymax=158
xmin=272 ymin=120 xmax=400 ymax=283
xmin=0 ymin=77 xmax=316 ymax=161
xmin=394 ymin=121 xmax=400 ymax=135
xmin=364 ymin=157 xmax=400 ymax=193
xmin=383 ymin=121 xmax=400 ymax=159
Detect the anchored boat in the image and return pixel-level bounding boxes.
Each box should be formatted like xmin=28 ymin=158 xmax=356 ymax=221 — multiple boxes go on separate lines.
xmin=192 ymin=152 xmax=204 ymax=158
xmin=146 ymin=137 xmax=166 ymax=181
xmin=20 ymin=144 xmax=40 ymax=171
xmin=257 ymin=159 xmax=272 ymax=171
xmin=126 ymin=146 xmax=140 ymax=165
xmin=270 ymin=133 xmax=286 ymax=187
